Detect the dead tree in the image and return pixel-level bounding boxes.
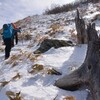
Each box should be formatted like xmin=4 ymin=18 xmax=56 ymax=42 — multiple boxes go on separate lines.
xmin=55 ymin=23 xmax=100 ymax=100
xmin=75 ymin=9 xmax=87 ymax=44
xmin=87 ymin=23 xmax=98 ymax=42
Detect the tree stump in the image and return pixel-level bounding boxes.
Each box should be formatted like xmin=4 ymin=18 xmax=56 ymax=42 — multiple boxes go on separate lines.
xmin=75 ymin=9 xmax=87 ymax=44
xmin=55 ymin=23 xmax=100 ymax=100
xmin=87 ymin=23 xmax=98 ymax=42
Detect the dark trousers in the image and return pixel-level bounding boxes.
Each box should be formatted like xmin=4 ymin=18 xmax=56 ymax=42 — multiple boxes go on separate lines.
xmin=4 ymin=38 xmax=12 ymax=59
xmin=11 ymin=32 xmax=18 ymax=47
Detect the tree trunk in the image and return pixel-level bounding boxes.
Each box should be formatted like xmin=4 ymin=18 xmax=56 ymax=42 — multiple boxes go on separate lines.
xmin=75 ymin=9 xmax=87 ymax=44
xmin=55 ymin=23 xmax=100 ymax=100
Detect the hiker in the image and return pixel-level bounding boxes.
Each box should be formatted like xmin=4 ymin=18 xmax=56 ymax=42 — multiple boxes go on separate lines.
xmin=2 ymin=24 xmax=13 ymax=59
xmin=11 ymin=23 xmax=21 ymax=47
xmin=2 ymin=23 xmax=21 ymax=59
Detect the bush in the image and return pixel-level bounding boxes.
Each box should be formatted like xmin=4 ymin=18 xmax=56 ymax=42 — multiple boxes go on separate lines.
xmin=18 ymin=32 xmax=32 ymax=41
xmin=44 ymin=0 xmax=100 ymax=15
xmin=44 ymin=3 xmax=76 ymax=15
xmin=44 ymin=1 xmax=81 ymax=14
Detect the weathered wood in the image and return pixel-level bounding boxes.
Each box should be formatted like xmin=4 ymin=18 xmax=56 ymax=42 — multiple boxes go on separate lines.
xmin=87 ymin=23 xmax=98 ymax=42
xmin=75 ymin=9 xmax=87 ymax=44
xmin=55 ymin=23 xmax=100 ymax=100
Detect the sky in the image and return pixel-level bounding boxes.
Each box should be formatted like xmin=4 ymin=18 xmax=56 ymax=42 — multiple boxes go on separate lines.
xmin=0 ymin=0 xmax=75 ymax=28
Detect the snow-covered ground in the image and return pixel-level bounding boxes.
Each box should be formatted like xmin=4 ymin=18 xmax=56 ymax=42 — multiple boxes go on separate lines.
xmin=0 ymin=2 xmax=100 ymax=100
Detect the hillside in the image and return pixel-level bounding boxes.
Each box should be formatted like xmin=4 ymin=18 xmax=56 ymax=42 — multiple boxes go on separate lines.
xmin=0 ymin=3 xmax=100 ymax=100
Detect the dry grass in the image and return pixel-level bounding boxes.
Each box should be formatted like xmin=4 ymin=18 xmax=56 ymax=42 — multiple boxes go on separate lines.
xmin=48 ymin=23 xmax=63 ymax=37
xmin=29 ymin=64 xmax=44 ymax=74
xmin=63 ymin=96 xmax=76 ymax=100
xmin=18 ymin=31 xmax=32 ymax=41
xmin=27 ymin=33 xmax=40 ymax=48
xmin=6 ymin=91 xmax=22 ymax=100
xmin=28 ymin=64 xmax=61 ymax=76
xmin=30 ymin=54 xmax=41 ymax=62
xmin=32 ymin=33 xmax=49 ymax=45
xmin=38 ymin=35 xmax=49 ymax=45
xmin=0 ymin=81 xmax=10 ymax=87
xmin=5 ymin=54 xmax=21 ymax=65
xmin=27 ymin=33 xmax=48 ymax=48
xmin=11 ymin=61 xmax=18 ymax=67
xmin=50 ymin=23 xmax=61 ymax=32
xmin=33 ymin=33 xmax=41 ymax=43
xmin=19 ymin=50 xmax=41 ymax=62
xmin=69 ymin=29 xmax=77 ymax=43
xmin=10 ymin=55 xmax=19 ymax=61
xmin=5 ymin=50 xmax=42 ymax=66
xmin=32 ymin=64 xmax=44 ymax=71
xmin=0 ymin=74 xmax=21 ymax=90
xmin=46 ymin=68 xmax=61 ymax=75
xmin=12 ymin=73 xmax=21 ymax=80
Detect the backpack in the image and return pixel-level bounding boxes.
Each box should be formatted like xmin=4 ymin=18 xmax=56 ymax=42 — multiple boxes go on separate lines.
xmin=11 ymin=23 xmax=17 ymax=29
xmin=2 ymin=24 xmax=13 ymax=39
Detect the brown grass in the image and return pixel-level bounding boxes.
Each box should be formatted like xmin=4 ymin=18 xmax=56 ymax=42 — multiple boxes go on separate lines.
xmin=6 ymin=91 xmax=22 ymax=100
xmin=11 ymin=61 xmax=18 ymax=67
xmin=48 ymin=23 xmax=63 ymax=37
xmin=12 ymin=73 xmax=21 ymax=80
xmin=5 ymin=50 xmax=42 ymax=67
xmin=29 ymin=64 xmax=44 ymax=74
xmin=5 ymin=54 xmax=21 ymax=65
xmin=20 ymin=51 xmax=41 ymax=62
xmin=50 ymin=23 xmax=61 ymax=32
xmin=0 ymin=81 xmax=10 ymax=87
xmin=32 ymin=33 xmax=49 ymax=45
xmin=18 ymin=32 xmax=32 ymax=41
xmin=38 ymin=35 xmax=49 ymax=45
xmin=46 ymin=68 xmax=61 ymax=75
xmin=63 ymin=96 xmax=76 ymax=100
xmin=28 ymin=64 xmax=61 ymax=75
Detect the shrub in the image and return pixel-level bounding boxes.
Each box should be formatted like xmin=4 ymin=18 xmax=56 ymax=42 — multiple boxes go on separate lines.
xmin=18 ymin=32 xmax=32 ymax=41
xmin=44 ymin=0 xmax=100 ymax=15
xmin=44 ymin=1 xmax=80 ymax=14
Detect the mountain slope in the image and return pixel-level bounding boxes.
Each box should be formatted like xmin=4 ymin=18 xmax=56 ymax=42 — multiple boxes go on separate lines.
xmin=0 ymin=2 xmax=100 ymax=100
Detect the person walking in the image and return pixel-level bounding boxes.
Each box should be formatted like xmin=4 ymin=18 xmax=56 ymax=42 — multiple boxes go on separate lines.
xmin=2 ymin=24 xmax=13 ymax=59
xmin=2 ymin=23 xmax=21 ymax=59
xmin=11 ymin=23 xmax=21 ymax=47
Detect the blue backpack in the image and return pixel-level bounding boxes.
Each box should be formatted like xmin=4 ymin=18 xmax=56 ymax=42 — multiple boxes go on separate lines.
xmin=2 ymin=24 xmax=13 ymax=39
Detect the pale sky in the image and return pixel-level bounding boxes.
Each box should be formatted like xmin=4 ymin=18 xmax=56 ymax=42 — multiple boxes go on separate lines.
xmin=0 ymin=0 xmax=75 ymax=28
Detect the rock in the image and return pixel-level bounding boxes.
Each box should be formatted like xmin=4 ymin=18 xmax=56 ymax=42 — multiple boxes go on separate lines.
xmin=34 ymin=39 xmax=73 ymax=54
